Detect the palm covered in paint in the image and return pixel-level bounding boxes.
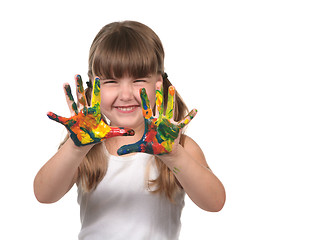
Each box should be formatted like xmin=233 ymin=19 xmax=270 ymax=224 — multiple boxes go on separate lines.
xmin=117 ymin=86 xmax=197 ymax=156
xmin=47 ymin=75 xmax=134 ymax=146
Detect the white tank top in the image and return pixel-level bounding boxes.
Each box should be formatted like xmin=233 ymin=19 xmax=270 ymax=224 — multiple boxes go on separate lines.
xmin=77 ymin=147 xmax=185 ymax=240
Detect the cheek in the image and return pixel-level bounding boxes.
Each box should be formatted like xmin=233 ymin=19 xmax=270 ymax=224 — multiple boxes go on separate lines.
xmin=144 ymin=86 xmax=157 ymax=108
xmin=148 ymin=92 xmax=156 ymax=108
xmin=133 ymin=87 xmax=156 ymax=107
xmin=100 ymin=90 xmax=114 ymax=110
xmin=133 ymin=87 xmax=141 ymax=102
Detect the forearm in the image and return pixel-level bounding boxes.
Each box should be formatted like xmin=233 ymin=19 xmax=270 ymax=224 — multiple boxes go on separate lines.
xmin=159 ymin=146 xmax=226 ymax=212
xmin=34 ymin=138 xmax=92 ymax=203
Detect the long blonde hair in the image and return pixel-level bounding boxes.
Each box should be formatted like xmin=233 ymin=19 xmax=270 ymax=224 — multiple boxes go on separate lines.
xmin=77 ymin=21 xmax=189 ymax=201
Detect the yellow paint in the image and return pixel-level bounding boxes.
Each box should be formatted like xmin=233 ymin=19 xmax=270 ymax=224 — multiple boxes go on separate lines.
xmin=80 ymin=132 xmax=93 ymax=144
xmin=93 ymin=121 xmax=112 ymax=138
xmin=161 ymin=140 xmax=173 ymax=152
xmin=156 ymin=89 xmax=163 ymax=116
xmin=143 ymin=108 xmax=153 ymax=119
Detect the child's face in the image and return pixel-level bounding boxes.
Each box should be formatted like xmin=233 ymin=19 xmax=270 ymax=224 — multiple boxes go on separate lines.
xmin=99 ymin=74 xmax=162 ymax=129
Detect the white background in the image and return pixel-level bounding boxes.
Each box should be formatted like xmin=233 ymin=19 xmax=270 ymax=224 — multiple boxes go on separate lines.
xmin=1 ymin=0 xmax=323 ymax=239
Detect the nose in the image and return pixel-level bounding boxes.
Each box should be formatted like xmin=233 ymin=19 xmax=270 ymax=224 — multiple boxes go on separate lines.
xmin=119 ymin=82 xmax=134 ymax=102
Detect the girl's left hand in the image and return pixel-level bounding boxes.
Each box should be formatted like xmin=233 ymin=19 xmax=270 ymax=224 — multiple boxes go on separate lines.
xmin=117 ymin=86 xmax=197 ymax=156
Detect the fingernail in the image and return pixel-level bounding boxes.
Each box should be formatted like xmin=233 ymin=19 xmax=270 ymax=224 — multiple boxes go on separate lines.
xmin=140 ymin=88 xmax=147 ymax=94
xmin=169 ymin=86 xmax=175 ymax=96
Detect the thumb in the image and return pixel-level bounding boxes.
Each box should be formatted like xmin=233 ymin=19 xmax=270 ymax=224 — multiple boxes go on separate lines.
xmin=105 ymin=127 xmax=135 ymax=138
xmin=47 ymin=112 xmax=69 ymax=125
xmin=117 ymin=141 xmax=143 ymax=156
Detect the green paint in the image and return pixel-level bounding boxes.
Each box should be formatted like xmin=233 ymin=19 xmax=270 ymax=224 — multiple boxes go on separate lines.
xmin=117 ymin=86 xmax=197 ymax=156
xmin=76 ymin=75 xmax=84 ymax=93
xmin=93 ymin=78 xmax=100 ymax=96
xmin=173 ymin=167 xmax=180 ymax=174
xmin=156 ymin=87 xmax=164 ymax=117
xmin=64 ymin=84 xmax=79 ymax=114
xmin=48 ymin=74 xmax=134 ymax=147
xmin=165 ymin=86 xmax=174 ymax=119
xmin=178 ymin=109 xmax=198 ymax=129
xmin=158 ymin=118 xmax=179 ymax=141
xmin=64 ymin=85 xmax=74 ymax=101
xmin=141 ymin=88 xmax=150 ymax=110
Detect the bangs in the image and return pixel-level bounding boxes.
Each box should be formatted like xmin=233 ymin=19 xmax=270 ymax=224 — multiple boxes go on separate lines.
xmin=92 ymin=27 xmax=162 ymax=79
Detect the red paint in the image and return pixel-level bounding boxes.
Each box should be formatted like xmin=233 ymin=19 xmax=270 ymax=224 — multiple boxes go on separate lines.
xmin=152 ymin=143 xmax=167 ymax=155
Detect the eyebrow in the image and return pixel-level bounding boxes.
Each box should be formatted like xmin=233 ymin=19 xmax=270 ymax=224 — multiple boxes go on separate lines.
xmin=100 ymin=76 xmax=116 ymax=80
xmin=136 ymin=74 xmax=152 ymax=79
xmin=99 ymin=73 xmax=154 ymax=81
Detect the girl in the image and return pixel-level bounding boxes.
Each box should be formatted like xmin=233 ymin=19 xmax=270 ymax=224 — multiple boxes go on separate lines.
xmin=34 ymin=21 xmax=225 ymax=240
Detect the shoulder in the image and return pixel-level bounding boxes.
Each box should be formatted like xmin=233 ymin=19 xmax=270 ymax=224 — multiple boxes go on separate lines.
xmin=181 ymin=134 xmax=209 ymax=168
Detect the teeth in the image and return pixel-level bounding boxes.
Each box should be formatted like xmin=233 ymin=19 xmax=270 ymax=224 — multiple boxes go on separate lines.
xmin=117 ymin=106 xmax=135 ymax=111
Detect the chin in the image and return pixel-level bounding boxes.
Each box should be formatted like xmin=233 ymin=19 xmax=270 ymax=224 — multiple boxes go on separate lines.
xmin=110 ymin=117 xmax=144 ymax=129
xmin=105 ymin=108 xmax=145 ymax=129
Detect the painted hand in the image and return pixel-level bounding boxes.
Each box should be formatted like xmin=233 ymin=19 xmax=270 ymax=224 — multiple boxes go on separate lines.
xmin=117 ymin=86 xmax=197 ymax=155
xmin=47 ymin=75 xmax=135 ymax=146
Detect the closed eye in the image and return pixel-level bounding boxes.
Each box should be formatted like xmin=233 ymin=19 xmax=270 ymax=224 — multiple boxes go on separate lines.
xmin=134 ymin=79 xmax=146 ymax=83
xmin=101 ymin=79 xmax=117 ymax=84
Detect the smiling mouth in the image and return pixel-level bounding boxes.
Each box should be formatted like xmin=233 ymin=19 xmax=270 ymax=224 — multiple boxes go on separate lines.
xmin=115 ymin=105 xmax=140 ymax=113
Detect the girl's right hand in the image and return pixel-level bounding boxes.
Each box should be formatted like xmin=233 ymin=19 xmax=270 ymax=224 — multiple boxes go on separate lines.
xmin=47 ymin=75 xmax=135 ymax=146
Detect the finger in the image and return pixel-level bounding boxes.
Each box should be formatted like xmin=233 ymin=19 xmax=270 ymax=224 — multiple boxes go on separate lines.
xmin=47 ymin=111 xmax=69 ymax=125
xmin=140 ymin=88 xmax=152 ymax=119
xmin=64 ymin=83 xmax=79 ymax=115
xmin=165 ymin=86 xmax=175 ymax=119
xmin=87 ymin=77 xmax=101 ymax=118
xmin=105 ymin=127 xmax=135 ymax=139
xmin=117 ymin=141 xmax=143 ymax=156
xmin=177 ymin=109 xmax=198 ymax=129
xmin=155 ymin=85 xmax=163 ymax=118
xmin=91 ymin=77 xmax=101 ymax=108
xmin=75 ymin=74 xmax=88 ymax=112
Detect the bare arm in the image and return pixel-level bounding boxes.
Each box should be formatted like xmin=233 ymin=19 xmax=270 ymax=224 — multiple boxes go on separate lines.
xmin=35 ymin=75 xmax=134 ymax=203
xmin=159 ymin=136 xmax=226 ymax=212
xmin=33 ymin=138 xmax=92 ymax=203
xmin=116 ymin=86 xmax=225 ymax=211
